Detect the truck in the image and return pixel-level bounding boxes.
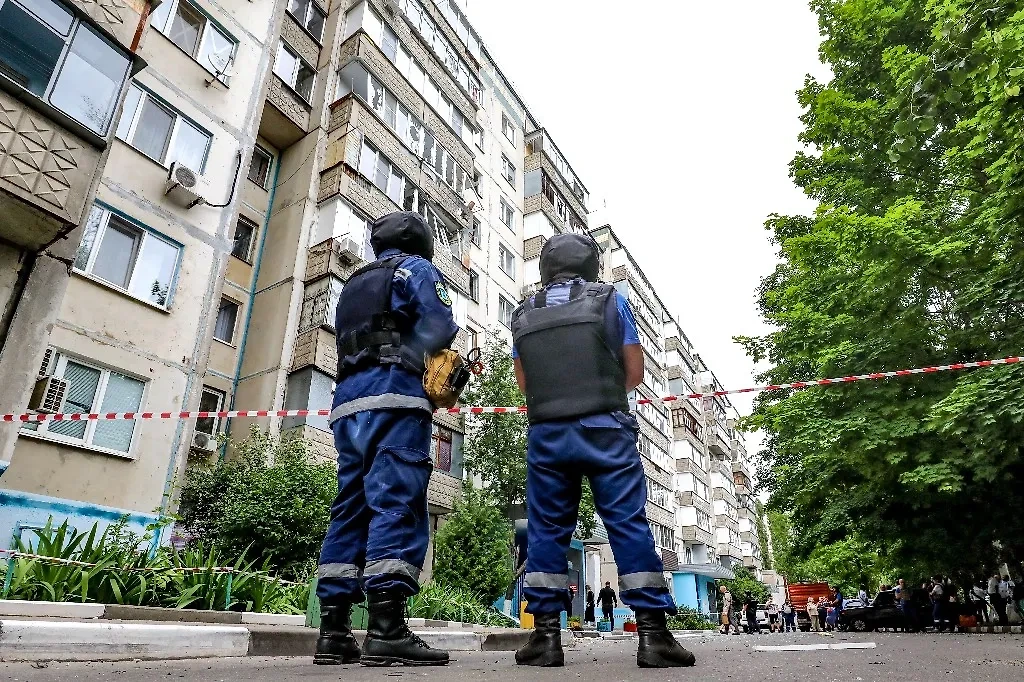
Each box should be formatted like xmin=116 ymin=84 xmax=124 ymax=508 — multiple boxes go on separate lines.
xmin=786 ymin=581 xmax=831 ymax=631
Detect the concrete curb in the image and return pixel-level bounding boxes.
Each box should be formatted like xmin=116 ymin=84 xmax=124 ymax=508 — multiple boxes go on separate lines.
xmin=966 ymin=625 xmax=1023 ymax=634
xmin=0 ymin=619 xmax=574 ymax=661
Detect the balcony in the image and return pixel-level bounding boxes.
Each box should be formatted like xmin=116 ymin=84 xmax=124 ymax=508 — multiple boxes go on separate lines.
xmin=675 ymin=490 xmax=712 ymax=515
xmin=712 ymin=487 xmax=737 ymax=506
xmin=717 ymin=543 xmax=744 ymax=560
xmin=428 ymin=469 xmax=462 ymax=514
xmin=524 ymin=129 xmax=588 ymax=213
xmin=306 ymin=238 xmax=366 ymax=283
xmin=679 ymin=525 xmax=714 ymax=546
xmin=716 ymin=515 xmax=739 ymax=533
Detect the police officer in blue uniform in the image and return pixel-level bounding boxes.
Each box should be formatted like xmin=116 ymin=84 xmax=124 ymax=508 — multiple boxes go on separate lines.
xmin=314 ymin=211 xmax=457 ymax=667
xmin=511 ymin=234 xmax=695 ymax=668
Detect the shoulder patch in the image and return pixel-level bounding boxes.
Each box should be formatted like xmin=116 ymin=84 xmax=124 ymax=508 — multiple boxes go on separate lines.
xmin=435 ymin=281 xmax=452 ymax=306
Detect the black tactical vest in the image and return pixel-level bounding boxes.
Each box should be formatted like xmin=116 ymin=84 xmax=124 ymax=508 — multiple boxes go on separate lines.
xmin=511 ymin=282 xmax=629 ymax=424
xmin=334 ymin=254 xmax=424 ymax=380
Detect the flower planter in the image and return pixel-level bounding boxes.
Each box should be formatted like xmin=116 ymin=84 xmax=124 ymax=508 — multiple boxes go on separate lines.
xmin=623 ymin=621 xmax=637 ymax=633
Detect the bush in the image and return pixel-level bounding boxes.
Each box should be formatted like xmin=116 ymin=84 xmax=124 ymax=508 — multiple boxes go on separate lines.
xmin=667 ymin=605 xmax=717 ymax=631
xmin=409 ymin=581 xmax=512 ymax=626
xmin=431 ymin=486 xmax=513 ymax=604
xmin=0 ymin=517 xmax=307 ymax=614
xmin=178 ymin=425 xmax=336 ymax=578
xmin=721 ymin=566 xmax=770 ymax=603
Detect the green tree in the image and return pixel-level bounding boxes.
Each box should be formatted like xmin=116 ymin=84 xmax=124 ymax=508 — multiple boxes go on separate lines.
xmin=431 ymin=486 xmax=514 ymax=603
xmin=721 ymin=566 xmax=769 ymax=603
xmin=178 ymin=425 xmax=336 ymax=578
xmin=768 ymin=511 xmax=797 ymax=578
xmin=461 ymin=329 xmax=597 ymax=540
xmin=741 ymin=0 xmax=1024 ymax=582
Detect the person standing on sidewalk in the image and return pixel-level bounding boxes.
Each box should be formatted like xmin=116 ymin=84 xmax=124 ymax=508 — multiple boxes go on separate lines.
xmin=511 ymin=234 xmax=695 ymax=669
xmin=314 ymin=212 xmax=459 ymax=667
xmin=720 ymin=585 xmax=739 ymax=634
xmin=598 ymin=582 xmax=617 ymax=626
xmin=585 ymin=585 xmax=596 ymax=626
xmin=807 ymin=596 xmax=821 ymax=632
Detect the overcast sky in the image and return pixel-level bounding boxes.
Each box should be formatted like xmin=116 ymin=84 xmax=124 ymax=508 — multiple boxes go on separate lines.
xmin=465 ymin=1 xmax=830 ymax=419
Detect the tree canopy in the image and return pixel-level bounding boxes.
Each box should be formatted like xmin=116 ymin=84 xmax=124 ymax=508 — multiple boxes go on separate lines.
xmin=743 ymin=0 xmax=1024 ymax=582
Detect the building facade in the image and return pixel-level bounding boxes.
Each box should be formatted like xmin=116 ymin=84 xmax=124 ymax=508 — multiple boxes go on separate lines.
xmin=0 ymin=0 xmax=763 ymax=601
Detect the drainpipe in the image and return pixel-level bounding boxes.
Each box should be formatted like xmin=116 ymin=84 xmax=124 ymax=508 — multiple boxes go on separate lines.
xmin=220 ymin=158 xmax=281 ymax=459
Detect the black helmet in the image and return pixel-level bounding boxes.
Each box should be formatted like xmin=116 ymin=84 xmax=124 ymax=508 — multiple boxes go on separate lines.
xmin=539 ymin=233 xmax=600 ymax=285
xmin=370 ymin=211 xmax=434 ymax=260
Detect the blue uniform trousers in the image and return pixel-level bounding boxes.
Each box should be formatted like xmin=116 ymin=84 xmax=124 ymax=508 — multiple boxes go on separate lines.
xmin=523 ymin=411 xmax=676 ymax=615
xmin=316 ymin=409 xmax=433 ymax=603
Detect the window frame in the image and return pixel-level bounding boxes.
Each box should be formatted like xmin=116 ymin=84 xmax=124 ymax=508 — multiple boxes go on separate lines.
xmin=501 ymin=154 xmax=516 ymax=187
xmin=195 ymin=385 xmax=226 ymax=437
xmin=0 ymin=0 xmax=133 ymax=136
xmin=286 ymin=0 xmax=327 ymax=43
xmin=274 ymin=40 xmax=316 ymax=103
xmin=499 ymin=197 xmax=514 ymax=229
xmin=467 ymin=268 xmax=479 ymax=302
xmin=231 ymin=215 xmax=257 ymax=263
xmin=21 ymin=352 xmax=146 ymax=457
xmin=470 ymin=218 xmax=481 ymax=246
xmin=501 ymin=113 xmax=516 ymax=145
xmin=213 ymin=298 xmax=240 ymax=344
xmin=115 ymin=83 xmax=213 ymax=171
xmin=73 ymin=204 xmax=183 ymax=309
xmin=498 ymin=295 xmax=514 ymax=329
xmin=149 ymin=0 xmax=238 ymax=84
xmin=247 ymin=145 xmax=272 ymax=189
xmin=498 ymin=243 xmax=515 ymax=277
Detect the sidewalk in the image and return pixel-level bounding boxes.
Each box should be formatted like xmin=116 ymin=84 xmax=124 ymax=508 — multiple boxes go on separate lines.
xmin=0 ymin=600 xmax=573 ymax=662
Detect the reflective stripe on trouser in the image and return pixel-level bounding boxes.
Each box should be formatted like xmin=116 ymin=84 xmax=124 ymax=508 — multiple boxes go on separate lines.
xmin=522 ymin=411 xmax=675 ymax=615
xmin=317 ymin=409 xmax=433 ymax=603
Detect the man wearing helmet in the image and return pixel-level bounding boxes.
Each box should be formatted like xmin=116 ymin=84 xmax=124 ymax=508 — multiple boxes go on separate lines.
xmin=511 ymin=233 xmax=695 ymax=669
xmin=314 ymin=211 xmax=458 ymax=667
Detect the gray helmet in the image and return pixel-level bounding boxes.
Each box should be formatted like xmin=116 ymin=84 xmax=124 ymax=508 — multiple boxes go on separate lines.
xmin=370 ymin=211 xmax=435 ymax=260
xmin=539 ymin=233 xmax=600 ymax=285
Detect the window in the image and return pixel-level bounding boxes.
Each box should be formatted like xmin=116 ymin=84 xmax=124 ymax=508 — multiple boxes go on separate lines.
xmin=697 ymin=509 xmax=712 ymax=532
xmin=499 ymin=295 xmax=514 ymax=329
xmin=469 ymin=218 xmax=481 ymax=247
xmin=24 ymin=353 xmax=145 ymax=454
xmin=195 ymin=386 xmax=225 ymax=437
xmin=247 ymin=146 xmax=272 ymax=188
xmin=0 ymin=0 xmax=132 ymax=135
xmin=74 ymin=205 xmax=180 ymax=307
xmin=498 ymin=243 xmax=514 ymax=277
xmin=214 ymin=298 xmax=238 ymax=343
xmin=286 ymin=0 xmax=326 ymax=42
xmin=357 ymin=140 xmax=417 ymax=210
xmin=501 ymin=154 xmax=516 ymax=187
xmin=468 ymin=328 xmax=479 ymax=352
xmin=231 ymin=216 xmax=257 ymax=263
xmin=499 ymin=198 xmax=514 ymax=229
xmin=429 ymin=425 xmax=453 ymax=473
xmin=274 ymin=41 xmax=315 ymax=102
xmin=392 ymin=0 xmax=482 ymax=104
xmin=501 ymin=113 xmax=516 ymax=144
xmin=116 ymin=83 xmax=212 ymax=170
xmin=649 ymin=521 xmax=674 ymax=550
xmin=646 ymin=478 xmax=672 ymax=509
xmin=468 ymin=269 xmax=479 ymax=302
xmin=149 ymin=0 xmax=236 ymax=82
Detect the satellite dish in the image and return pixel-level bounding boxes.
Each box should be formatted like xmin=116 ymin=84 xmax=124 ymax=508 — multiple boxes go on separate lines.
xmin=205 ymin=50 xmax=236 ymax=88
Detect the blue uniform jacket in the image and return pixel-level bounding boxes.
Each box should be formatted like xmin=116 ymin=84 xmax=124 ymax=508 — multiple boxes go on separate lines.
xmin=331 ymin=248 xmax=459 ymax=421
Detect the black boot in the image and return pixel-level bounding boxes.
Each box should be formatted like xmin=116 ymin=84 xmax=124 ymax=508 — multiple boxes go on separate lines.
xmin=636 ymin=609 xmax=696 ymax=668
xmin=361 ymin=591 xmax=449 ymax=666
xmin=313 ymin=602 xmax=361 ymax=665
xmin=515 ymin=612 xmax=564 ymax=667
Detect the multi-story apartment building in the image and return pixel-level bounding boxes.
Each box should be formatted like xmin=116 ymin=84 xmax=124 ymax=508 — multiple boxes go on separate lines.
xmin=0 ymin=0 xmax=762 ymax=607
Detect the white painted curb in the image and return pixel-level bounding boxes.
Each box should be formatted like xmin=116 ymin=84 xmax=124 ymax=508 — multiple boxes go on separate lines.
xmin=0 ymin=620 xmax=250 ymax=661
xmin=755 ymin=642 xmax=877 ymax=652
xmin=0 ymin=600 xmax=104 ymax=619
xmin=412 ymin=630 xmax=482 ymax=651
xmin=239 ymin=613 xmax=306 ymax=627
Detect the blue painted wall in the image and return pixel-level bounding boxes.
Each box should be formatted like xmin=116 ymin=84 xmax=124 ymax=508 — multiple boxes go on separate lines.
xmin=673 ymin=572 xmax=699 ymax=610
xmin=0 ymin=489 xmax=159 ymax=550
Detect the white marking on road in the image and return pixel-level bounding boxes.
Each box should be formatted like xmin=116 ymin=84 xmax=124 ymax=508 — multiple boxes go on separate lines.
xmin=755 ymin=642 xmax=877 ymax=652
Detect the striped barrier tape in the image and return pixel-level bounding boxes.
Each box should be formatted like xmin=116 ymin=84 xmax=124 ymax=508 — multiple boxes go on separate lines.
xmin=0 ymin=548 xmax=303 ymax=585
xmin=0 ymin=355 xmax=1019 ymax=423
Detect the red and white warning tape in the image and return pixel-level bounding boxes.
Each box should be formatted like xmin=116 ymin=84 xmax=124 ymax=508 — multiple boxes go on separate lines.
xmin=1 ymin=356 xmax=1019 ymax=423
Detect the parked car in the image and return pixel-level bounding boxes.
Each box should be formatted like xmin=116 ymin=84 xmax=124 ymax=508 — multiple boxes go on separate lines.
xmin=838 ymin=590 xmax=913 ymax=632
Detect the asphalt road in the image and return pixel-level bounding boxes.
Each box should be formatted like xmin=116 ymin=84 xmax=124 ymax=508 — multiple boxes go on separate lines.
xmin=4 ymin=632 xmax=1024 ymax=682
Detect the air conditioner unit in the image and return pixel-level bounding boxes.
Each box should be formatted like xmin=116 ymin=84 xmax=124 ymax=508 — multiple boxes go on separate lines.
xmin=28 ymin=376 xmax=67 ymax=414
xmin=334 ymin=237 xmax=363 ymax=264
xmin=164 ymin=162 xmax=210 ymax=209
xmin=191 ymin=431 xmax=216 ymax=452
xmin=38 ymin=347 xmax=55 ymax=378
